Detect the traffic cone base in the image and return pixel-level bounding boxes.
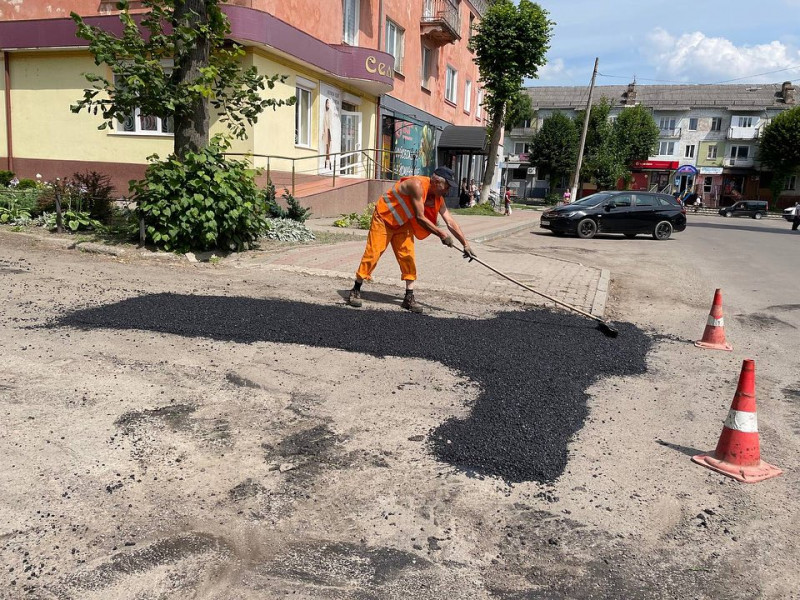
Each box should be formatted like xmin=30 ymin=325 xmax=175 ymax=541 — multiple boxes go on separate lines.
xmin=691 ymin=454 xmax=782 ymax=483
xmin=695 ymin=289 xmax=732 ymax=351
xmin=692 ymin=359 xmax=782 ymax=484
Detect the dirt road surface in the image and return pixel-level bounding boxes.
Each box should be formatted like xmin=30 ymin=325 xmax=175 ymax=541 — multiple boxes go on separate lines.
xmin=1 ymin=222 xmax=798 ymax=600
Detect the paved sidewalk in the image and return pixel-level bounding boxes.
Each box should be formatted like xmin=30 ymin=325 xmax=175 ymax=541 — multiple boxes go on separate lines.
xmin=241 ymin=210 xmax=610 ymax=316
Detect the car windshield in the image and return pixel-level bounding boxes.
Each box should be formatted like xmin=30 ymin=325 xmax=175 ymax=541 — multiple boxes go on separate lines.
xmin=570 ymin=193 xmax=614 ymax=207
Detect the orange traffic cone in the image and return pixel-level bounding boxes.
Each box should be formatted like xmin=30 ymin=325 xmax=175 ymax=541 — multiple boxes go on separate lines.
xmin=695 ymin=289 xmax=732 ymax=351
xmin=692 ymin=359 xmax=782 ymax=483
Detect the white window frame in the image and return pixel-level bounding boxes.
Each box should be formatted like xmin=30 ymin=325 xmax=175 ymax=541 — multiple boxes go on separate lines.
xmin=659 ymin=117 xmax=676 ymax=130
xmin=685 ymin=144 xmax=695 ymax=159
xmin=513 ymin=142 xmax=531 ymax=154
xmin=688 ymin=118 xmax=698 ymax=131
xmin=385 ymin=18 xmax=404 ymax=74
xmin=730 ymin=145 xmax=750 ymax=159
xmin=710 ymin=117 xmax=722 ymax=131
xmin=658 ymin=141 xmax=675 ymax=156
xmin=734 ymin=116 xmax=754 ymax=128
xmin=464 ymin=80 xmax=472 ymax=113
xmin=112 ymin=73 xmax=173 ymax=136
xmin=707 ymin=145 xmax=718 ymax=159
xmin=295 ymin=84 xmax=313 ymax=148
xmin=343 ymin=0 xmax=359 ymax=45
xmin=421 ymin=45 xmax=433 ymax=90
xmin=476 ymin=89 xmax=483 ymax=120
xmin=785 ymin=175 xmax=797 ymax=190
xmin=445 ymin=66 xmax=458 ymax=104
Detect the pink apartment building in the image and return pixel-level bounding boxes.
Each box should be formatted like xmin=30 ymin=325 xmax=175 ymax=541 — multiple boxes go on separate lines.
xmin=0 ymin=0 xmax=493 ymax=196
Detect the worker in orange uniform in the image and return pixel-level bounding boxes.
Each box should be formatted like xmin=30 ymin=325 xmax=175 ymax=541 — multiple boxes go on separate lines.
xmin=348 ymin=166 xmax=476 ymax=313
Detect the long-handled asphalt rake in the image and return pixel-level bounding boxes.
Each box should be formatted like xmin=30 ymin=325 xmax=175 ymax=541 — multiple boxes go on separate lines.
xmin=453 ymin=245 xmax=619 ymax=338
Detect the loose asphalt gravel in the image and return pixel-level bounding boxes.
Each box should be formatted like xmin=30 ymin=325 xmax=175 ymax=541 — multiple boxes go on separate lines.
xmin=56 ymin=293 xmax=653 ymax=483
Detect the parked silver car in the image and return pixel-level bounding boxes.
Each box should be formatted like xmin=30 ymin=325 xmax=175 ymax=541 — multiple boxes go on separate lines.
xmin=783 ymin=204 xmax=799 ymax=222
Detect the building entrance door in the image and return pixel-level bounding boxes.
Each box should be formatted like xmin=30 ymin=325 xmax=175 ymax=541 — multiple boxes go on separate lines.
xmin=340 ymin=107 xmax=362 ymax=176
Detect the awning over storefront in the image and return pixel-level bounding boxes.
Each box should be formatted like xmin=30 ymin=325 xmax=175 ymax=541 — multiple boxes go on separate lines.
xmin=438 ymin=126 xmax=489 ymax=154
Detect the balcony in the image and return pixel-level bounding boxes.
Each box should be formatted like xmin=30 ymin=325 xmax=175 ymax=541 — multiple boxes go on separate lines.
xmin=421 ymin=0 xmax=461 ymax=47
xmin=723 ymin=157 xmax=754 ymax=168
xmin=659 ymin=128 xmax=681 ymax=138
xmin=727 ymin=126 xmax=760 ymax=140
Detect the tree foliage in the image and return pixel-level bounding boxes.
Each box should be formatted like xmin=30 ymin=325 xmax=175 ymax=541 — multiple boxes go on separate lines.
xmin=70 ymin=0 xmax=295 ymax=155
xmin=504 ymin=91 xmax=534 ymax=131
xmin=759 ymin=105 xmax=800 ymax=201
xmin=613 ymin=104 xmax=660 ymax=168
xmin=529 ymin=112 xmax=579 ymax=186
xmin=578 ymin=99 xmax=625 ymax=190
xmin=469 ymin=0 xmax=553 ymax=201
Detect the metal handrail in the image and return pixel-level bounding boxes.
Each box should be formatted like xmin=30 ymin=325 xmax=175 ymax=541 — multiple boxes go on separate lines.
xmin=224 ymin=148 xmax=425 ymax=196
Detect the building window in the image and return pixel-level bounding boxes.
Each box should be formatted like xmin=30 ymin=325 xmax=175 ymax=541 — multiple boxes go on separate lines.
xmin=385 ymin=19 xmax=404 ymax=74
xmin=659 ymin=117 xmax=676 ymax=131
xmin=688 ymin=118 xmax=698 ymax=131
xmin=295 ymin=85 xmax=313 ymax=147
xmin=469 ymin=13 xmax=475 ymax=43
xmin=513 ymin=142 xmax=531 ymax=154
xmin=343 ymin=0 xmax=359 ymax=45
xmin=445 ymin=66 xmax=457 ymax=104
xmin=707 ymin=145 xmax=718 ymax=159
xmin=113 ymin=75 xmax=173 ymax=135
xmin=734 ymin=116 xmax=754 ymax=128
xmin=476 ymin=89 xmax=483 ymax=119
xmin=685 ymin=144 xmax=695 ymax=158
xmin=710 ymin=117 xmax=722 ymax=131
xmin=464 ymin=80 xmax=472 ymax=113
xmin=703 ymin=176 xmax=713 ymax=194
xmin=658 ymin=141 xmax=675 ymax=156
xmin=421 ymin=45 xmax=433 ymax=89
xmin=785 ymin=175 xmax=797 ymax=190
xmin=729 ymin=145 xmax=749 ymax=159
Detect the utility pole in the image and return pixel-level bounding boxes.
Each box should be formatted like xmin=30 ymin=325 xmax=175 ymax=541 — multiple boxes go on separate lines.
xmin=570 ymin=57 xmax=598 ymax=201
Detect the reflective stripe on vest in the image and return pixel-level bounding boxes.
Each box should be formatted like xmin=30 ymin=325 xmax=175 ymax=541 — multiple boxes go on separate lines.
xmin=381 ymin=183 xmax=415 ymax=225
xmin=377 ymin=178 xmax=430 ymax=228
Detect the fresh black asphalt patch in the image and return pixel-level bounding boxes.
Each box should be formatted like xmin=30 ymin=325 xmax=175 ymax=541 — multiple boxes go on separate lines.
xmin=56 ymin=294 xmax=652 ymax=483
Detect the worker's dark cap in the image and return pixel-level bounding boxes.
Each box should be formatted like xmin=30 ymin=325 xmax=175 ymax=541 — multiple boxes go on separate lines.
xmin=432 ymin=166 xmax=457 ymax=189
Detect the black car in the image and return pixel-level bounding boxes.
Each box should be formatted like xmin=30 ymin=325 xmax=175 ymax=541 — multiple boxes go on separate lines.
xmin=718 ymin=200 xmax=768 ymax=219
xmin=539 ymin=191 xmax=687 ymax=240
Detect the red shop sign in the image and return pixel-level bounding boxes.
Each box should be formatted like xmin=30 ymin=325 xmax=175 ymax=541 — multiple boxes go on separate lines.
xmin=632 ymin=160 xmax=679 ymax=170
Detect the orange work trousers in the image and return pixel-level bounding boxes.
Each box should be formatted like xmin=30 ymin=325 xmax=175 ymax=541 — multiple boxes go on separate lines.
xmin=356 ymin=210 xmax=417 ymax=281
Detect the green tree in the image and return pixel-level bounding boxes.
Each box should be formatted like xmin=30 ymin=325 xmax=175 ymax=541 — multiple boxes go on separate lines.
xmin=70 ymin=0 xmax=294 ymax=157
xmin=758 ymin=105 xmax=800 ymax=205
xmin=574 ymin=97 xmax=624 ymax=190
xmin=470 ymin=0 xmax=553 ymax=202
xmin=504 ymin=91 xmax=534 ymax=132
xmin=613 ymin=104 xmax=660 ymax=168
xmin=529 ymin=112 xmax=578 ymax=188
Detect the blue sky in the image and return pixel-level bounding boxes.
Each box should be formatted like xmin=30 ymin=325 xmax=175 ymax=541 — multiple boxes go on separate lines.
xmin=528 ymin=0 xmax=800 ymax=87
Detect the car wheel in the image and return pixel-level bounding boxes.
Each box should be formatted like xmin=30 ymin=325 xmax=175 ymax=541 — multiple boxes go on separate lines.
xmin=624 ymin=233 xmax=637 ymax=239
xmin=754 ymin=212 xmax=763 ymax=220
xmin=576 ymin=218 xmax=597 ymax=239
xmin=653 ymin=220 xmax=673 ymax=240
xmin=724 ymin=211 xmax=733 ymax=217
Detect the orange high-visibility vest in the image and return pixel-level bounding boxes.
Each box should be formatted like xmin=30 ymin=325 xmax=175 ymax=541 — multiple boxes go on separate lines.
xmin=375 ymin=176 xmax=444 ymax=239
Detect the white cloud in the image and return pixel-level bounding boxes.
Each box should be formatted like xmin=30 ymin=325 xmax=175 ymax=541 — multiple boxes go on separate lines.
xmin=538 ymin=58 xmax=566 ymax=81
xmin=645 ymin=28 xmax=800 ymax=83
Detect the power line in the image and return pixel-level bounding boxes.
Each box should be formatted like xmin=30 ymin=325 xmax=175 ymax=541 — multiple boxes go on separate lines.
xmin=596 ymin=63 xmax=800 ymax=87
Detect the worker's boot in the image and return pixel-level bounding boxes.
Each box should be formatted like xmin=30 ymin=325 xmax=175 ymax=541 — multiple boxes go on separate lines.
xmin=348 ymin=288 xmax=363 ymax=307
xmin=401 ymin=291 xmax=423 ymax=314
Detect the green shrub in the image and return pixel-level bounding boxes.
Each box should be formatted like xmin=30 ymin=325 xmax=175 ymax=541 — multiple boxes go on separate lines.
xmin=130 ymin=139 xmax=268 ymax=253
xmin=263 ymin=182 xmax=311 ymax=223
xmin=40 ymin=210 xmax=104 ymax=232
xmin=16 ymin=178 xmax=38 ymax=190
xmin=333 ymin=203 xmax=374 ymax=229
xmin=0 ymin=170 xmax=14 ymax=187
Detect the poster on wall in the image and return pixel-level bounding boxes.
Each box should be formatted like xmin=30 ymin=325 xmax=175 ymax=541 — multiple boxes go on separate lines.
xmin=319 ymin=83 xmax=342 ymax=174
xmin=392 ymin=119 xmax=435 ymax=178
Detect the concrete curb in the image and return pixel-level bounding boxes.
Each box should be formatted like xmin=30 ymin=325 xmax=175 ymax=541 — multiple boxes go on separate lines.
xmin=470 ymin=219 xmax=541 ymax=244
xmin=592 ymin=269 xmax=611 ymax=317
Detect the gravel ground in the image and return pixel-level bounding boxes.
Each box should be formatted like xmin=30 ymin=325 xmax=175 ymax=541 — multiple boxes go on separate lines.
xmin=1 ymin=228 xmax=798 ymax=600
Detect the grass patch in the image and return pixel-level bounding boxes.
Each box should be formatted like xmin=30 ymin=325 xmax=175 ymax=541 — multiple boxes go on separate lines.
xmin=451 ymin=203 xmax=503 ymax=217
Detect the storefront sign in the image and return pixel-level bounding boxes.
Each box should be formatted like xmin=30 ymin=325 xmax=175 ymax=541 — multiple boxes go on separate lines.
xmin=632 ymin=160 xmax=679 ymax=170
xmin=365 ymin=55 xmax=394 ymax=78
xmin=319 ymin=83 xmax=342 ymax=174
xmin=699 ymin=167 xmax=723 ymax=175
xmin=675 ymin=164 xmax=699 ymax=175
xmin=391 ymin=118 xmax=435 ymax=178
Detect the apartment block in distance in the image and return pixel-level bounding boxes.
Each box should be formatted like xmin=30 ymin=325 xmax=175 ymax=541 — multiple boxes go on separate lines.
xmin=505 ymin=81 xmax=797 ymax=209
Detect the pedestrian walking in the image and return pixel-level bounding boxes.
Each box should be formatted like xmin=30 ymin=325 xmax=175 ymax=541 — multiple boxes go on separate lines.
xmin=459 ymin=178 xmax=470 ymax=208
xmin=792 ymin=201 xmax=800 ymax=231
xmin=562 ymin=189 xmax=572 ymax=204
xmin=348 ymin=167 xmax=476 ymax=313
xmin=504 ymin=188 xmax=512 ymax=216
xmin=469 ymin=179 xmax=478 ymax=206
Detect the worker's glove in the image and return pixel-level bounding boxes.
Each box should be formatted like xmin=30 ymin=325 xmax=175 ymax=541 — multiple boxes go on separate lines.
xmin=441 ymin=234 xmax=455 ymax=247
xmin=462 ymin=244 xmax=477 ymax=261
